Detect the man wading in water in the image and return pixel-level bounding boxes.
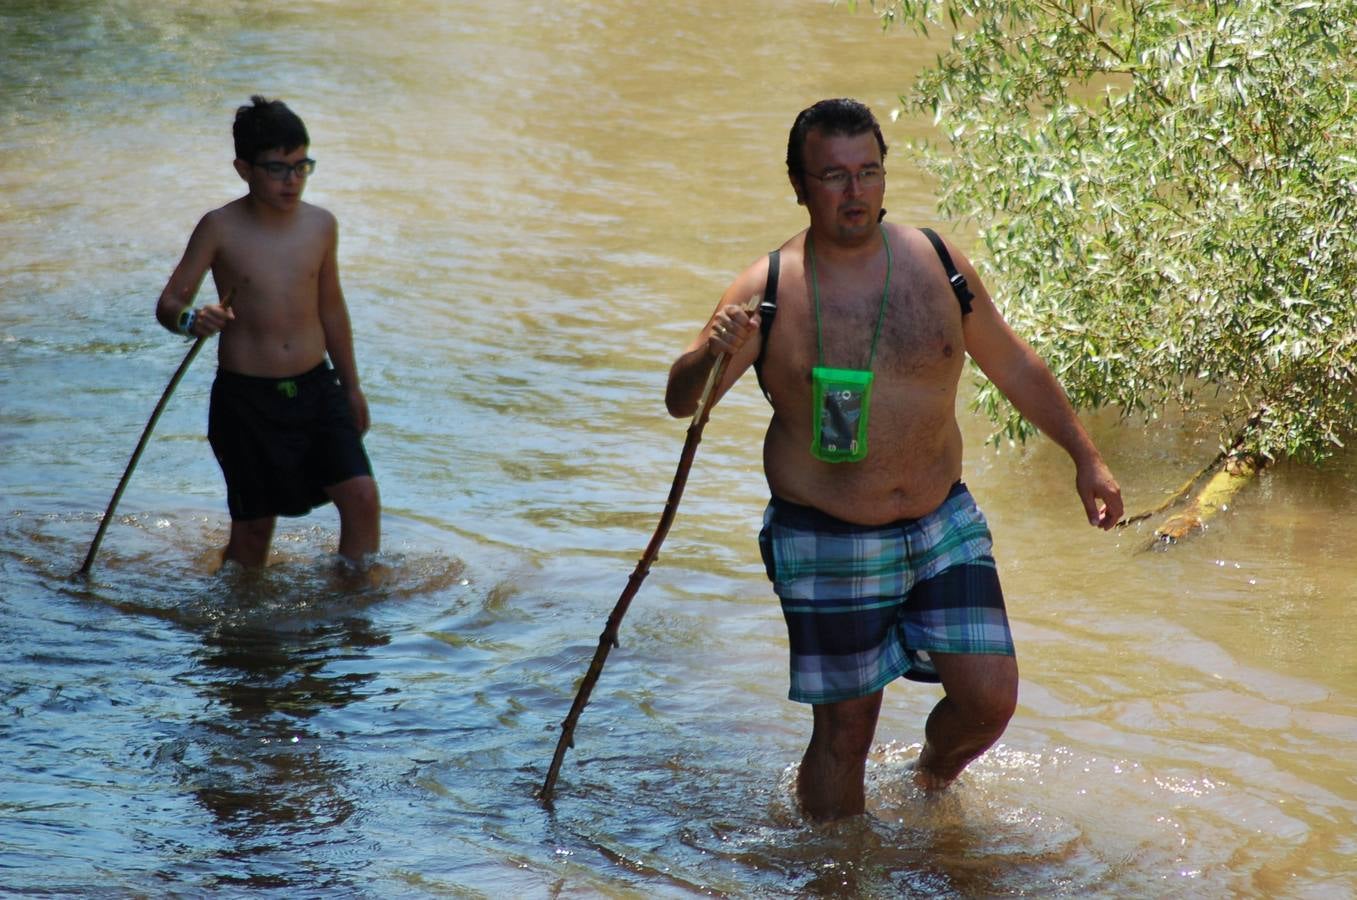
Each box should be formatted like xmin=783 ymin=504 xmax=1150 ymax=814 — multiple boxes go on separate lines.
xmin=665 ymin=99 xmax=1123 ymax=821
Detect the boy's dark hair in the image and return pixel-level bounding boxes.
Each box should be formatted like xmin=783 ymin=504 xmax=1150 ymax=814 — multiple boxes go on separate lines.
xmin=233 ymin=95 xmax=309 ymax=162
xmin=785 ymin=98 xmax=888 ymax=183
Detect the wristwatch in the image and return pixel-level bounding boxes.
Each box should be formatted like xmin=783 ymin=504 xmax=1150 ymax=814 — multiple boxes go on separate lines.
xmin=176 ymin=307 xmax=197 ymax=336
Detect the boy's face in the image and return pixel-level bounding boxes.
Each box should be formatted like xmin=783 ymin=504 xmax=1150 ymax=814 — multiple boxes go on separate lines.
xmin=234 ymin=145 xmax=312 ymax=212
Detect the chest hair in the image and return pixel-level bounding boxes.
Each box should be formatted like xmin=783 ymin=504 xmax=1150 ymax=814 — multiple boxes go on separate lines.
xmin=813 ymin=264 xmax=960 ymax=376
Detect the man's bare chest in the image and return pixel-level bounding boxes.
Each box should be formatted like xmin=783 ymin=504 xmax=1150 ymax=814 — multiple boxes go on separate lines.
xmin=770 ymin=283 xmax=963 ymax=380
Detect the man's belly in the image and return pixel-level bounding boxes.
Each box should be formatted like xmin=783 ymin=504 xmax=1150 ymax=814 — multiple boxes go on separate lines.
xmin=762 ymin=411 xmax=964 ymax=524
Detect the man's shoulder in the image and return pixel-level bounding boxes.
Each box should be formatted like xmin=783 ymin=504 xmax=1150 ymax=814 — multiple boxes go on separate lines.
xmin=740 ymin=232 xmax=806 ymax=280
xmin=772 ymin=231 xmax=806 ymax=259
xmin=887 ymin=221 xmax=971 ymax=265
xmin=881 ymin=220 xmax=928 ymax=252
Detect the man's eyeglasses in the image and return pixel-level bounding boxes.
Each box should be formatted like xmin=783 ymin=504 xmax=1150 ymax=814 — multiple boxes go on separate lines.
xmin=805 ymin=168 xmax=885 ymax=191
xmin=253 ymin=158 xmax=317 ymax=181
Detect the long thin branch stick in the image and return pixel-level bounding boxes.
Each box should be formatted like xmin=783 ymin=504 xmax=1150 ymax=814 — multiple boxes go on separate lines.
xmin=539 ymin=295 xmax=759 ymax=802
xmin=78 ymin=290 xmax=233 ymax=576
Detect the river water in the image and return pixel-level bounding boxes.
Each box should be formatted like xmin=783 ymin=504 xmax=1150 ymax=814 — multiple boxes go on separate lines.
xmin=2 ymin=1 xmax=1355 ymax=896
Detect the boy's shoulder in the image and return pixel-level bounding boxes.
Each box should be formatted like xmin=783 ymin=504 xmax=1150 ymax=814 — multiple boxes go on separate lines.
xmin=293 ymin=201 xmax=338 ymax=243
xmin=202 ymin=197 xmax=336 ymax=233
xmin=299 ymin=199 xmax=338 ymax=227
xmin=199 ymin=196 xmax=251 ymax=229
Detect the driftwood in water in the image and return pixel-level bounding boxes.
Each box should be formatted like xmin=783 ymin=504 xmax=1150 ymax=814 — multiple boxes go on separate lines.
xmin=1121 ymin=408 xmax=1269 ymax=548
xmin=1145 ymin=452 xmax=1266 ymax=546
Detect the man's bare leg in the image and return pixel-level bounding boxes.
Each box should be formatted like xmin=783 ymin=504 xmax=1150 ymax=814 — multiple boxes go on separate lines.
xmin=325 ymin=474 xmax=380 ymax=564
xmin=797 ymin=690 xmax=883 ymax=821
xmin=913 ymin=652 xmax=1018 ymax=791
xmin=224 ymin=516 xmax=276 ymax=568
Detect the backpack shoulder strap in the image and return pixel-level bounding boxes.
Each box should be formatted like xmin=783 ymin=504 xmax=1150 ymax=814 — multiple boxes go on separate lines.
xmin=920 ymin=227 xmax=974 ymax=315
xmin=759 ymin=249 xmax=780 ymax=331
xmin=753 ymin=249 xmax=780 ymax=402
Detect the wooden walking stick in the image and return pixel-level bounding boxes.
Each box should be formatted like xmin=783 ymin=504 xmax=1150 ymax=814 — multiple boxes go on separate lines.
xmin=78 ymin=290 xmax=233 ymax=576
xmin=540 ymin=294 xmax=761 ymax=802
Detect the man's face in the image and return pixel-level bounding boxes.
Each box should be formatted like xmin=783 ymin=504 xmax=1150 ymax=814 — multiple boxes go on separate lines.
xmin=793 ymin=129 xmax=885 ymax=244
xmin=236 ymin=145 xmax=312 ymax=212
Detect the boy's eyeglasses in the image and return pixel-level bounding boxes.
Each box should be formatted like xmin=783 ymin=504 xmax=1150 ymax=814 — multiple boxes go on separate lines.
xmin=253 ymin=158 xmax=317 ymax=181
xmin=805 ymin=168 xmax=885 ymax=191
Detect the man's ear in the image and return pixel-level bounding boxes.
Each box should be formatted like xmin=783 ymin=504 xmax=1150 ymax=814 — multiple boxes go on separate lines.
xmin=790 ymin=175 xmax=806 ymax=206
xmin=233 ymin=158 xmax=251 ymax=182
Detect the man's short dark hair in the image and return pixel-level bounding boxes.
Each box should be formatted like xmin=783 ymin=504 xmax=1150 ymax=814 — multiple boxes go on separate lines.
xmin=233 ymin=95 xmax=309 ymax=162
xmin=785 ymin=98 xmax=888 ymax=183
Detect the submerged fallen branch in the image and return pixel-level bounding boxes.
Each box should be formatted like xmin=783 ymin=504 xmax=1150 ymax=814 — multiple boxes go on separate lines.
xmin=1145 ymin=452 xmax=1267 ymax=548
xmin=1118 ymin=447 xmax=1230 ymax=528
xmin=1121 ymin=408 xmax=1269 ymax=549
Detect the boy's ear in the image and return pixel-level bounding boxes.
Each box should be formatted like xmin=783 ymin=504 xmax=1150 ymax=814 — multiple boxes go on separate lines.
xmin=233 ymin=158 xmax=252 ymax=182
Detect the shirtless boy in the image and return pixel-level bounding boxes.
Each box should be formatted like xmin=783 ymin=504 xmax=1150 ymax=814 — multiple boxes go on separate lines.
xmin=155 ymin=95 xmax=380 ymax=568
xmin=666 ymin=99 xmax=1122 ymax=820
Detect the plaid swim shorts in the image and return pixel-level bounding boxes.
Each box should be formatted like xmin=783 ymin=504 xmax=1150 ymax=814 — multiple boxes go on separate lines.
xmin=758 ymin=482 xmax=1014 ymax=705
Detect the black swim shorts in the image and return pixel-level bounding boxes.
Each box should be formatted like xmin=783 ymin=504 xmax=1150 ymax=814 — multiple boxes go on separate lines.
xmin=208 ymin=362 xmax=373 ymax=521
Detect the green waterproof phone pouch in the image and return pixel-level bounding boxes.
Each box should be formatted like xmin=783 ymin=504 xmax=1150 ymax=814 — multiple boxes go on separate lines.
xmin=811 ymin=365 xmax=873 ymax=463
xmin=805 ymin=226 xmax=893 ymax=465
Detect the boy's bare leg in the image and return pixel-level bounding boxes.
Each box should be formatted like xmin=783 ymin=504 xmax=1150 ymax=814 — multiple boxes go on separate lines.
xmin=913 ymin=652 xmax=1018 ymax=791
xmin=326 ymin=475 xmax=380 ymax=564
xmin=224 ymin=516 xmax=276 ymax=567
xmin=797 ymin=690 xmax=883 ymax=821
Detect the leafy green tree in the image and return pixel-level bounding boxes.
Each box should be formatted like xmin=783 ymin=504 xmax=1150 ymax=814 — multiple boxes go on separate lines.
xmin=859 ymin=0 xmax=1357 ymax=466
